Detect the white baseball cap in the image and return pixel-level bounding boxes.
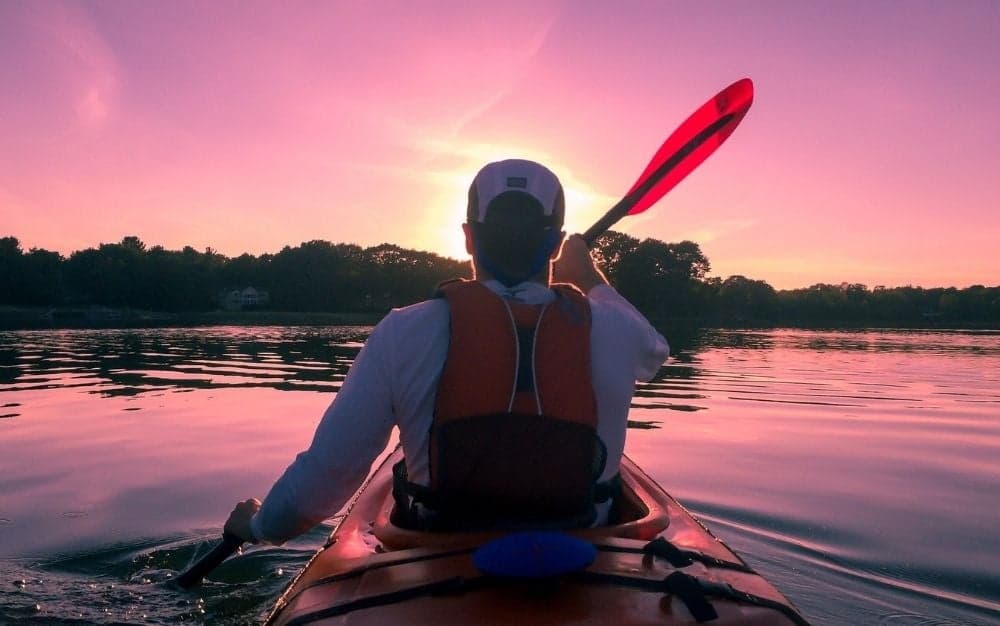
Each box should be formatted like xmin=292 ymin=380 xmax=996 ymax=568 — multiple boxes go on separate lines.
xmin=467 ymin=159 xmax=565 ymax=228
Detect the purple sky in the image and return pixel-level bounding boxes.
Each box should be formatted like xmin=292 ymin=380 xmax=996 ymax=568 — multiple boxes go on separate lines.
xmin=1 ymin=1 xmax=997 ymax=288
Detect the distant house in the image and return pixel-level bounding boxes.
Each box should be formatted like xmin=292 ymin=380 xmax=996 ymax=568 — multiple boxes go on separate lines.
xmin=220 ymin=287 xmax=270 ymax=311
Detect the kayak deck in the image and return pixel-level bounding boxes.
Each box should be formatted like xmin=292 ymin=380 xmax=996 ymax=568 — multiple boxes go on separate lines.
xmin=266 ymin=447 xmax=808 ymax=625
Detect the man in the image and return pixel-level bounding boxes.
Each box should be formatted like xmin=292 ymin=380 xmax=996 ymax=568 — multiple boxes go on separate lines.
xmin=225 ymin=159 xmax=668 ymax=542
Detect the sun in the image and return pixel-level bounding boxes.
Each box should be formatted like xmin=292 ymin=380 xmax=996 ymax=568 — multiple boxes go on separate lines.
xmin=441 ymin=223 xmax=471 ymax=261
xmin=414 ymin=138 xmax=618 ymax=260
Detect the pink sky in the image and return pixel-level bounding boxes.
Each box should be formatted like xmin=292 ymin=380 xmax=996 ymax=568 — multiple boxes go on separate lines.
xmin=1 ymin=1 xmax=997 ymax=289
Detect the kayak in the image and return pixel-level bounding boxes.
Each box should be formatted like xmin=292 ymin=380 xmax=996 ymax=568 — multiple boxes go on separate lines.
xmin=265 ymin=446 xmax=808 ymax=625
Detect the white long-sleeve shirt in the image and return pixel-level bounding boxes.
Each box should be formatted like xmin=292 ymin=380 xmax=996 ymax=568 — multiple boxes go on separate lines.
xmin=251 ymin=280 xmax=669 ymax=544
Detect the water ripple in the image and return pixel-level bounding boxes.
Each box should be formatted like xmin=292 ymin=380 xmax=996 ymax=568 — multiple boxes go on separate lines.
xmin=0 ymin=327 xmax=362 ymax=399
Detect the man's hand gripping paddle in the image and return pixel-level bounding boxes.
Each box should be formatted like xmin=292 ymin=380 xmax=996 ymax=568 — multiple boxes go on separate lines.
xmin=582 ymin=78 xmax=754 ymax=246
xmin=175 ymin=78 xmax=754 ymax=589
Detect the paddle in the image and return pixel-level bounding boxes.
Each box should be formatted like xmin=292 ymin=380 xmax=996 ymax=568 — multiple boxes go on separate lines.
xmin=581 ymin=78 xmax=754 ymax=247
xmin=175 ymin=532 xmax=244 ymax=589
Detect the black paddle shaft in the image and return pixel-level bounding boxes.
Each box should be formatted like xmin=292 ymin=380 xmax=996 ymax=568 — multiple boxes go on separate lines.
xmin=581 ymin=113 xmax=735 ymax=248
xmin=175 ymin=533 xmax=244 ymax=589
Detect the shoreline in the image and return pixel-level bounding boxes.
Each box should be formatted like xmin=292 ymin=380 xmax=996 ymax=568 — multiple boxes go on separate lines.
xmin=1 ymin=306 xmax=995 ymax=333
xmin=0 ymin=306 xmax=385 ymax=331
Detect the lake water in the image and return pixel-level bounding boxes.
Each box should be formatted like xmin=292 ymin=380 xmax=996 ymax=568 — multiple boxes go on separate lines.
xmin=1 ymin=326 xmax=998 ymax=625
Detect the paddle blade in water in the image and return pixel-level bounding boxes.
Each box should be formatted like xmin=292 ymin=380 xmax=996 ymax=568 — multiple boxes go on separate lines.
xmin=175 ymin=533 xmax=243 ymax=589
xmin=625 ymin=78 xmax=754 ymax=216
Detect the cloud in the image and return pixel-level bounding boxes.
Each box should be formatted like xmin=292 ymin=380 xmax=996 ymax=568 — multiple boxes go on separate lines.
xmin=445 ymin=11 xmax=560 ymax=138
xmin=676 ymin=219 xmax=759 ymax=244
xmin=24 ymin=1 xmax=121 ymax=127
xmin=76 ymin=85 xmax=111 ymax=124
xmin=340 ymin=5 xmax=563 ymax=160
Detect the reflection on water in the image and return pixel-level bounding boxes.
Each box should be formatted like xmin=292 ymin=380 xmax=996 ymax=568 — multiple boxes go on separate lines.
xmin=1 ymin=327 xmax=370 ymax=407
xmin=1 ymin=327 xmax=999 ymax=625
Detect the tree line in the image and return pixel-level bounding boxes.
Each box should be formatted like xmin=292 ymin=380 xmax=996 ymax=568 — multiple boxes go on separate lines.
xmin=592 ymin=232 xmax=997 ymax=326
xmin=1 ymin=233 xmax=997 ymax=326
xmin=0 ymin=235 xmax=467 ymax=313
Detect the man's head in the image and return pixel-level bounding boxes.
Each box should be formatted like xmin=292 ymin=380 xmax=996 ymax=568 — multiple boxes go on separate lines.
xmin=463 ymin=159 xmax=565 ymax=286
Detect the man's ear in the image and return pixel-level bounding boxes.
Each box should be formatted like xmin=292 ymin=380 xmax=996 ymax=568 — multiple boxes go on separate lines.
xmin=462 ymin=223 xmax=475 ymax=255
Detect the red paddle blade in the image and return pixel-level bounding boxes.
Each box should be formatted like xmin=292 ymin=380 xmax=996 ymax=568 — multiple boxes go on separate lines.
xmin=625 ymin=78 xmax=754 ymax=216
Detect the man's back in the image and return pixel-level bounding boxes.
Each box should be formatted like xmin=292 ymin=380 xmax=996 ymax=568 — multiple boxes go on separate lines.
xmin=379 ymin=280 xmax=668 ymax=487
xmin=246 ymin=278 xmax=666 ymax=543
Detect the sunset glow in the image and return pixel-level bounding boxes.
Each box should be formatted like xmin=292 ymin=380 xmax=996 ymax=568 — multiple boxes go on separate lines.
xmin=1 ymin=1 xmax=997 ymax=289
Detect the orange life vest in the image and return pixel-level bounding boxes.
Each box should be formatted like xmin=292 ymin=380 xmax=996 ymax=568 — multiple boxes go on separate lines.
xmin=394 ymin=279 xmax=610 ymax=531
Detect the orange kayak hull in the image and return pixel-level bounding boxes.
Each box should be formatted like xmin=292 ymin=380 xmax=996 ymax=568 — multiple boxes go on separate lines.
xmin=266 ymin=447 xmax=807 ymax=625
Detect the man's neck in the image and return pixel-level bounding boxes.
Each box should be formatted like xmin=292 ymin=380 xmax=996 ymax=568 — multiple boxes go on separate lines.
xmin=478 ymin=278 xmax=555 ymax=304
xmin=471 ymin=262 xmax=550 ymax=288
